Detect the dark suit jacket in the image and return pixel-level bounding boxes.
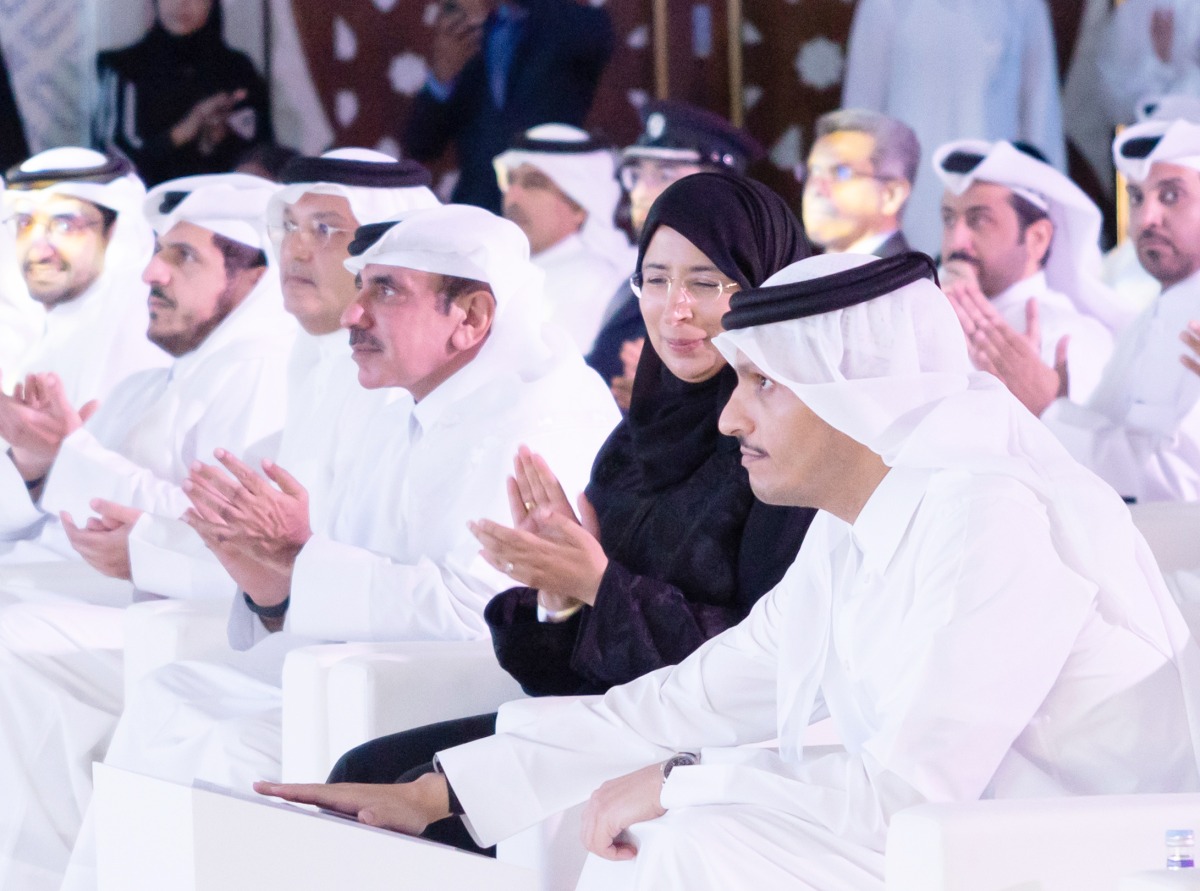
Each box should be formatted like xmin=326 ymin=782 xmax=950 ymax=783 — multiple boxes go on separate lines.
xmin=0 ymin=46 xmax=28 ymax=171
xmin=585 ymin=280 xmax=642 ymax=385
xmin=404 ymin=0 xmax=613 ymax=212
xmin=875 ymin=230 xmax=913 ymax=258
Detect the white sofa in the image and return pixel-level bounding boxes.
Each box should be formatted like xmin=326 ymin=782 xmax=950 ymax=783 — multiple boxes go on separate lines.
xmin=111 ymin=498 xmax=1200 ymax=889
xmin=886 ymin=793 xmax=1200 ymax=890
xmin=121 ymin=599 xmax=526 ymax=781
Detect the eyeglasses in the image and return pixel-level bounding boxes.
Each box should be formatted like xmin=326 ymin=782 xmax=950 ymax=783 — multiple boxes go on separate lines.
xmin=630 ymin=270 xmax=740 ymax=304
xmin=268 ymin=217 xmax=356 ymax=249
xmin=796 ymin=162 xmax=891 ymax=185
xmin=618 ymin=162 xmax=696 ymax=192
xmin=8 ymin=211 xmax=104 ymax=238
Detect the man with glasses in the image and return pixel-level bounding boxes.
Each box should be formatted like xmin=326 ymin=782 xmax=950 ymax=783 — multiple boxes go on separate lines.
xmin=588 ymin=100 xmax=761 ymax=408
xmin=935 ymin=139 xmax=1116 ymax=404
xmin=800 ymin=109 xmax=917 ymax=259
xmin=0 ymin=147 xmax=170 ymax=408
xmin=120 ymin=148 xmax=440 ymax=608
xmin=54 ymin=204 xmax=618 ymax=889
xmin=0 ymin=172 xmax=298 ymax=890
xmin=495 ymin=124 xmax=633 ymax=352
xmin=0 ymin=154 xmax=443 ymax=891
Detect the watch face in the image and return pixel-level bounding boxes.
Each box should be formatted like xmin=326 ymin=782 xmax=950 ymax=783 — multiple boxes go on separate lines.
xmin=662 ymin=753 xmax=698 ymax=780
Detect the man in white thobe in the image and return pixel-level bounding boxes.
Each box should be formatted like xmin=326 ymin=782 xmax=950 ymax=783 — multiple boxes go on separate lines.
xmin=1100 ymin=95 xmax=1200 ymax=320
xmin=842 ymin=0 xmax=1066 ymax=256
xmin=0 ymin=147 xmax=169 ymax=408
xmin=800 ymin=108 xmax=918 ymax=259
xmin=0 ymin=173 xmax=294 ymax=889
xmin=64 ymin=205 xmax=618 ymax=887
xmin=124 ymin=149 xmax=441 ymax=600
xmin=935 ymin=138 xmax=1119 ymax=403
xmin=0 ymin=173 xmax=293 ymax=569
xmin=495 ymin=123 xmax=633 ymax=353
xmin=261 ymin=251 xmax=1200 ymax=891
xmin=964 ymin=118 xmax=1200 ymax=502
xmin=0 ymin=153 xmax=440 ymax=891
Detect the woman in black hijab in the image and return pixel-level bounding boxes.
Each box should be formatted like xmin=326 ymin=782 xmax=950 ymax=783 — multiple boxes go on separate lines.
xmin=477 ymin=170 xmax=815 ymax=694
xmin=92 ymin=0 xmax=273 ymax=185
xmin=271 ymin=172 xmax=815 ymax=849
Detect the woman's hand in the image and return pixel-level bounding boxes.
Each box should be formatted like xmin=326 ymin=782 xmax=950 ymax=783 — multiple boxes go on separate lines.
xmin=170 ymin=89 xmax=246 ymax=148
xmin=507 ymin=445 xmax=578 ymax=527
xmin=470 ymin=493 xmax=607 ymax=609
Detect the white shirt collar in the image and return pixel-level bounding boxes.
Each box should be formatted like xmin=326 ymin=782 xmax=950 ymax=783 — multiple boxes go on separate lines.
xmin=531 ymin=231 xmax=585 ymax=265
xmin=849 ymin=466 xmax=933 ymax=574
xmin=410 ymin=348 xmax=497 ymax=436
xmin=989 ymin=270 xmax=1048 ymax=314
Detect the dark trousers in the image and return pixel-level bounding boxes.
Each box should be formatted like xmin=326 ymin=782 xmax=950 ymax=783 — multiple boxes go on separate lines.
xmin=327 ymin=711 xmax=499 ymax=855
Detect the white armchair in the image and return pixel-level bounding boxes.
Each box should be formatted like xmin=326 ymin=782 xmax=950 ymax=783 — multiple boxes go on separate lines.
xmin=885 ymin=793 xmax=1200 ymax=890
xmin=122 ymin=598 xmax=230 ymax=701
xmin=1129 ymin=501 xmax=1200 ymax=577
xmin=1130 ymin=501 xmax=1200 ymax=637
xmin=122 ymin=600 xmax=528 ymax=782
xmin=280 ymin=639 xmax=528 ymax=782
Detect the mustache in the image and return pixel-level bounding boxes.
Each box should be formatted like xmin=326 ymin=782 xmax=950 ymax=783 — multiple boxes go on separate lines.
xmin=1137 ymin=228 xmax=1171 ymax=246
xmin=944 ymin=251 xmax=979 ymax=267
xmin=148 ymin=285 xmax=176 ymax=308
xmin=22 ymin=256 xmax=65 ymax=272
xmin=735 ymin=436 xmax=767 ymax=457
xmin=349 ymin=327 xmax=382 ymax=349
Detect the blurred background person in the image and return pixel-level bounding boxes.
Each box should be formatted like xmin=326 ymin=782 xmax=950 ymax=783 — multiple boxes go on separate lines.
xmin=800 ymin=108 xmax=918 ymax=258
xmin=843 ymin=0 xmax=1065 ymax=257
xmin=92 ymin=0 xmax=273 ymax=186
xmin=403 ymin=0 xmax=613 ymax=212
xmin=494 ymin=123 xmax=633 ymax=353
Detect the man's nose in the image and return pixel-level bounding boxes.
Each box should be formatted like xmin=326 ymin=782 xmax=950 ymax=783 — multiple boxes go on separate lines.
xmin=341 ymin=298 xmax=366 ymax=329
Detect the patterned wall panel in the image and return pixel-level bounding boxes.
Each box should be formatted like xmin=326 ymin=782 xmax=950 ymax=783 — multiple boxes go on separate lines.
xmin=0 ymin=0 xmax=91 ymax=151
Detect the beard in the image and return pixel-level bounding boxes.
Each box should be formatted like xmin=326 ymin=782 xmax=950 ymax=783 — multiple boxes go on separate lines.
xmin=147 ymin=278 xmax=246 ymax=357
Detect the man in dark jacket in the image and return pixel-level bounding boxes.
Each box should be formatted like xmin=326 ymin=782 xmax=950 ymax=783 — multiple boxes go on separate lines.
xmin=403 ymin=0 xmax=612 ymax=213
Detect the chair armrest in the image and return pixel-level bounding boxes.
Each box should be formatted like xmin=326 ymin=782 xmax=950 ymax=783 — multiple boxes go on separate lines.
xmin=281 ymin=640 xmax=527 ymax=782
xmin=886 ymin=793 xmax=1200 ymax=891
xmin=123 ymin=598 xmax=231 ymax=701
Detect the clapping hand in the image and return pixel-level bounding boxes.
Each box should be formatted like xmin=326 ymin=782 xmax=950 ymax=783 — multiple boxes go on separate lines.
xmin=0 ymin=371 xmax=96 ymax=481
xmin=468 ymin=446 xmax=607 ymax=609
xmin=1180 ymin=321 xmax=1200 ymax=378
xmin=943 ymin=281 xmax=1067 ymax=416
xmin=60 ymin=498 xmax=142 ymax=580
xmin=182 ymin=448 xmax=312 ymax=563
xmin=180 ymin=449 xmax=310 ymax=609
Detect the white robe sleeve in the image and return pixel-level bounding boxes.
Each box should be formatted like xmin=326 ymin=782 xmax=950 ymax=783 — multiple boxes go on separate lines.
xmin=40 ymin=427 xmax=192 ymax=522
xmin=841 ymin=0 xmax=894 ymax=111
xmin=0 ymin=453 xmax=44 ymax=537
xmin=661 ymin=487 xmax=1097 ymax=854
xmin=285 ymin=534 xmax=495 ymax=643
xmin=436 ymin=581 xmax=788 ymax=847
xmin=1062 ymin=320 xmax=1114 ymax=405
xmin=127 ymin=515 xmax=238 ymax=601
xmin=1041 ymin=396 xmax=1200 ymax=502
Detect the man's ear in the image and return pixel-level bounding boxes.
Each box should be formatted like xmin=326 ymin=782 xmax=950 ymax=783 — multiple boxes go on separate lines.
xmin=879 ymin=179 xmax=911 ymax=218
xmin=449 ymin=288 xmax=496 ymax=351
xmin=1026 ymin=217 xmax=1054 ymax=267
xmin=235 ymin=264 xmax=268 ymax=294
